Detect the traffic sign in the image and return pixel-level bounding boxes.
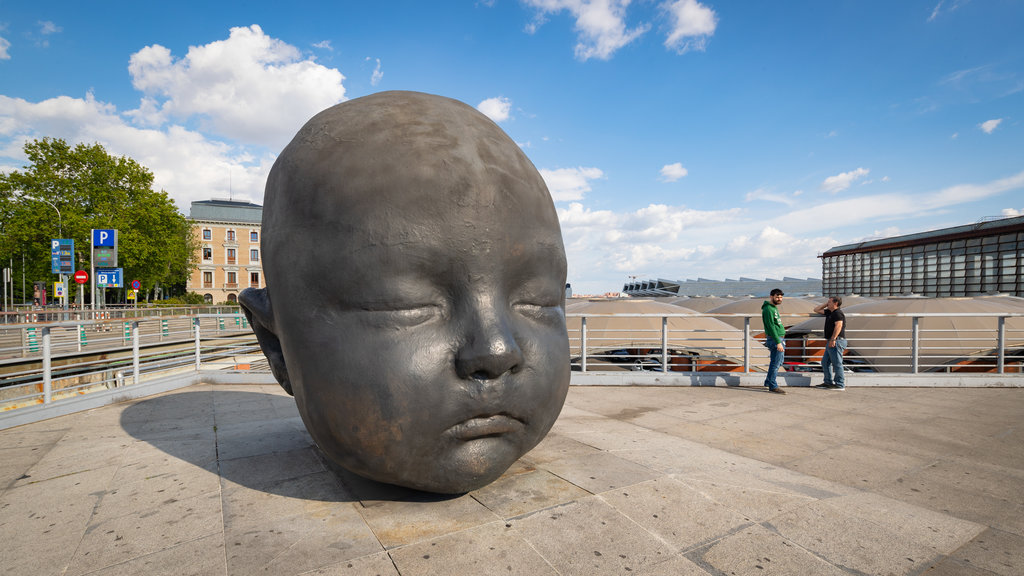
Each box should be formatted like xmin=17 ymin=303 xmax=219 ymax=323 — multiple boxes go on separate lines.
xmin=74 ymin=270 xmax=89 ymax=284
xmin=51 ymin=239 xmax=74 ymax=274
xmin=54 ymin=282 xmax=65 ymax=298
xmin=127 ymin=290 xmax=137 ymax=300
xmin=131 ymin=279 xmax=141 ymax=290
xmin=92 ymin=229 xmax=116 ymax=247
xmin=92 ymin=229 xmax=118 ymax=267
xmin=96 ymin=268 xmax=123 ymax=288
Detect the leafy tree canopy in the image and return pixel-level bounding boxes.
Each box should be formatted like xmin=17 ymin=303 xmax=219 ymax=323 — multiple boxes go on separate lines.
xmin=0 ymin=138 xmax=198 ymax=299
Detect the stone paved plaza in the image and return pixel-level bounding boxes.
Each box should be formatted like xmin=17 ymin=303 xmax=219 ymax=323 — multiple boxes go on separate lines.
xmin=1 ymin=383 xmax=1022 ymax=575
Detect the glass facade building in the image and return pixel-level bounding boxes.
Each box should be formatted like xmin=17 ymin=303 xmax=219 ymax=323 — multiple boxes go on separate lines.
xmin=820 ymin=216 xmax=1024 ymax=297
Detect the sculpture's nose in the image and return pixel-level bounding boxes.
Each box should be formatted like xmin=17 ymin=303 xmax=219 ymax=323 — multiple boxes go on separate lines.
xmin=455 ymin=304 xmax=524 ymax=381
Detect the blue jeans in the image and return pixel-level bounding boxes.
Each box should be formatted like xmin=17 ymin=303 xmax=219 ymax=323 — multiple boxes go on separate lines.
xmin=764 ymin=342 xmax=784 ymax=390
xmin=822 ymin=338 xmax=847 ymax=388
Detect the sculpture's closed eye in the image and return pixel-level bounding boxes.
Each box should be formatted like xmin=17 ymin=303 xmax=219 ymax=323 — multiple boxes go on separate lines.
xmin=361 ymin=304 xmax=443 ymax=328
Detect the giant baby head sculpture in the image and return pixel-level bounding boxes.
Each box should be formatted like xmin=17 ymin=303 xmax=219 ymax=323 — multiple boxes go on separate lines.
xmin=239 ymin=91 xmax=570 ymax=494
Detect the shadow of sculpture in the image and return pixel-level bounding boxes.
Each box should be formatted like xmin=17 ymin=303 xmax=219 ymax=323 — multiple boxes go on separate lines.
xmin=119 ymin=388 xmax=463 ymax=503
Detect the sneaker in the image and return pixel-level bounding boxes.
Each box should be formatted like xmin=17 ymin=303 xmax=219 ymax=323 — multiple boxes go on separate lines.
xmin=814 ymin=383 xmax=833 ymax=389
xmin=768 ymin=387 xmax=787 ymax=394
xmin=828 ymin=385 xmax=845 ymax=391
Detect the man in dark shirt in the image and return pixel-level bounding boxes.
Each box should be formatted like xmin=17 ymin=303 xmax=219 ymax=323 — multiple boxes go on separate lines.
xmin=813 ymin=296 xmax=847 ymax=390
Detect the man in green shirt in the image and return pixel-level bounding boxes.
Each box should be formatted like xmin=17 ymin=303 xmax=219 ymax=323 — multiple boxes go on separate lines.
xmin=761 ymin=288 xmax=787 ymax=394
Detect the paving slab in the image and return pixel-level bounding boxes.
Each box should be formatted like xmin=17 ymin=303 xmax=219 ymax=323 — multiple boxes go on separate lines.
xmin=388 ymin=521 xmax=558 ymax=576
xmin=0 ymin=383 xmax=1020 ymax=575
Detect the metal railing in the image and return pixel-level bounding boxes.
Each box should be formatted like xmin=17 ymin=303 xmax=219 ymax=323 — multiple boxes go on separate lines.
xmin=568 ymin=311 xmax=1024 ymax=375
xmin=0 ymin=305 xmax=243 ymax=326
xmin=3 ymin=310 xmax=1022 ymax=423
xmin=0 ymin=313 xmax=259 ymax=411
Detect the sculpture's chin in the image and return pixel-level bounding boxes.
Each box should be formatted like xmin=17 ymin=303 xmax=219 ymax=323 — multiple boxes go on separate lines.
xmin=321 ymin=433 xmax=528 ymax=494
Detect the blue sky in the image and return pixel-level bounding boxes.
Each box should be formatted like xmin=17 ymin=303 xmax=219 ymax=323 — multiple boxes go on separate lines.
xmin=1 ymin=1 xmax=1022 ymax=295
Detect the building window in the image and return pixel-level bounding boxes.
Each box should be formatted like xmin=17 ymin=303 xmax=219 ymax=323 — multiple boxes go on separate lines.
xmin=226 ymin=272 xmax=237 ymax=288
xmin=250 ymin=249 xmax=259 ymax=262
xmin=227 ymin=229 xmax=236 ymax=241
xmin=202 ymin=228 xmax=212 ymax=240
xmin=250 ymin=272 xmax=260 ymax=288
xmin=202 ymin=247 xmax=212 ymax=261
xmin=250 ymin=230 xmax=259 ymax=242
xmin=227 ymin=248 xmax=236 ymax=264
xmin=203 ymin=271 xmax=213 ymax=288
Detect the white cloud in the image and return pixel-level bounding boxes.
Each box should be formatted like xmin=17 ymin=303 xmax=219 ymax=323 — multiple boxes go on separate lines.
xmin=554 ymin=200 xmax=837 ymax=294
xmin=540 ymin=166 xmax=604 ymax=201
xmin=0 ymin=93 xmax=275 ymax=210
xmin=1002 ymin=208 xmax=1022 ymax=217
xmin=928 ymin=0 xmax=969 ymax=22
xmin=662 ymin=0 xmax=717 ymax=54
xmin=0 ymin=26 xmax=352 ymax=210
xmin=313 ymin=40 xmax=333 ymax=50
xmin=477 ymin=96 xmax=512 ymax=123
xmin=368 ymin=57 xmax=383 ymax=86
xmin=0 ymin=36 xmax=10 ymax=60
xmin=979 ymin=118 xmax=1002 ymax=134
xmin=821 ymin=167 xmax=869 ymax=193
xmin=38 ymin=21 xmax=62 ymax=35
xmin=745 ymin=188 xmax=798 ymax=206
xmin=522 ymin=0 xmax=649 ymax=61
xmin=126 ymin=24 xmax=346 ymax=148
xmin=659 ymin=162 xmax=688 ymax=182
xmin=779 ymin=170 xmax=1024 ymax=234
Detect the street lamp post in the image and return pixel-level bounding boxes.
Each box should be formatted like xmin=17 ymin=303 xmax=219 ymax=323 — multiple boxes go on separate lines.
xmin=24 ymin=195 xmax=68 ymax=311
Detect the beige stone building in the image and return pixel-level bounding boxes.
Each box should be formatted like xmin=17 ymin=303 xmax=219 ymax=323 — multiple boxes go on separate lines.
xmin=186 ymin=199 xmax=263 ymax=304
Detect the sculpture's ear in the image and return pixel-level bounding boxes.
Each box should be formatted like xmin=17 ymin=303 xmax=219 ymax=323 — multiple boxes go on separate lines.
xmin=239 ymin=287 xmax=293 ymax=396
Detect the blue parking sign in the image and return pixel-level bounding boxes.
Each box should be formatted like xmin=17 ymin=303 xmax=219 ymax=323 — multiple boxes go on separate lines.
xmin=96 ymin=268 xmax=123 ymax=288
xmin=93 ymin=229 xmax=117 ymax=247
xmin=50 ymin=239 xmax=74 ymax=274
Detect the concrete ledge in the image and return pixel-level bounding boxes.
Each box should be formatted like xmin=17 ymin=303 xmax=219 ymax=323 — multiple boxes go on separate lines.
xmin=0 ymin=372 xmax=203 ymax=431
xmin=3 ymin=368 xmax=1021 ymax=431
xmin=196 ymin=371 xmax=278 ymax=385
xmin=0 ymin=370 xmax=283 ymax=431
xmin=569 ymin=371 xmax=1024 ymax=387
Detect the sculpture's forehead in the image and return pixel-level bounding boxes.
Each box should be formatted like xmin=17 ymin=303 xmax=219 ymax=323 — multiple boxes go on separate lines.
xmin=265 ymin=91 xmax=556 ymax=232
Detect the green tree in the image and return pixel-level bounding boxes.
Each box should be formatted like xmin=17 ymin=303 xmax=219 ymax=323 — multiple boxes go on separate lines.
xmin=0 ymin=138 xmax=199 ymax=303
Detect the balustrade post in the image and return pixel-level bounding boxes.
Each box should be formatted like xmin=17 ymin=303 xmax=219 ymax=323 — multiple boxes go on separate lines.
xmin=911 ymin=316 xmax=920 ymax=374
xmin=194 ymin=318 xmax=202 ymax=371
xmin=997 ymin=316 xmax=1006 ymax=374
xmin=580 ymin=316 xmax=588 ymax=373
xmin=42 ymin=326 xmax=52 ymax=403
xmin=743 ymin=317 xmax=751 ymax=373
xmin=132 ymin=321 xmax=140 ymax=386
xmin=661 ymin=316 xmax=669 ymax=373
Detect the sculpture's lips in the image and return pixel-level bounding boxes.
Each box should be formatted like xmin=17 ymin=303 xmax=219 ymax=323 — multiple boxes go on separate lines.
xmin=448 ymin=414 xmax=525 ymax=441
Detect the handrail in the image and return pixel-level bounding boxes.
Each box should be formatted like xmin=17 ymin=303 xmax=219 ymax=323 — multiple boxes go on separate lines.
xmin=566 ymin=311 xmax=1024 ymax=375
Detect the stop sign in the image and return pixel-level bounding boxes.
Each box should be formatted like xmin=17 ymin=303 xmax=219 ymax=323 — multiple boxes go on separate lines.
xmin=74 ymin=270 xmax=89 ymax=284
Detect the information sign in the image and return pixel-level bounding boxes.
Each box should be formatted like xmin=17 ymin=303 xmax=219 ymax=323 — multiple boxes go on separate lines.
xmin=54 ymin=282 xmax=65 ymax=298
xmin=92 ymin=229 xmax=118 ymax=267
xmin=94 ymin=247 xmax=117 ymax=268
xmin=51 ymin=239 xmax=74 ymax=274
xmin=96 ymin=268 xmax=123 ymax=288
xmin=92 ymin=229 xmax=116 ymax=247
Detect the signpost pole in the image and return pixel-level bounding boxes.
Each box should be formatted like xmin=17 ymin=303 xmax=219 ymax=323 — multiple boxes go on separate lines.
xmin=90 ymin=229 xmax=95 ymax=314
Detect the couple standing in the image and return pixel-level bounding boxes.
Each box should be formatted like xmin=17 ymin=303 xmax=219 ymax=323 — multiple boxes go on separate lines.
xmin=762 ymin=290 xmax=847 ymax=393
